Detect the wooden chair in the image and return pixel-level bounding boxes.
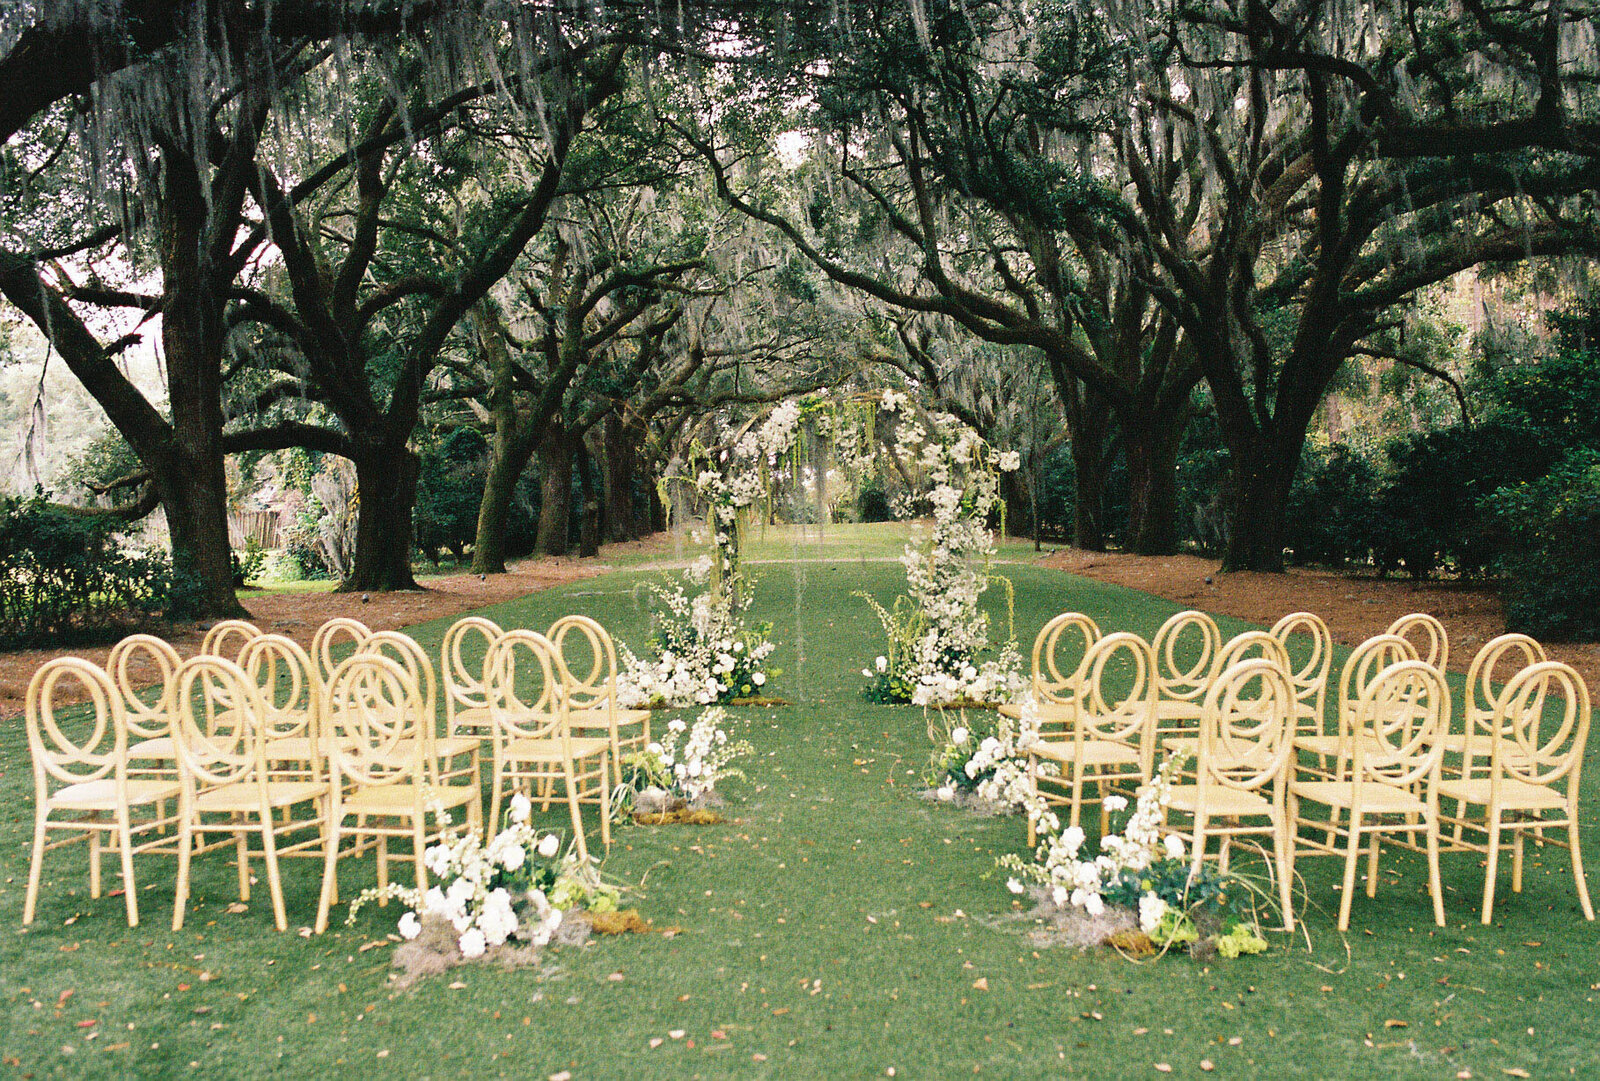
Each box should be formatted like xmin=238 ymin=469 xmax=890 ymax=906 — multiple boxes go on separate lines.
xmin=1288 ymin=660 xmax=1449 ymax=931
xmin=549 ymin=615 xmax=651 ymax=787
xmin=1150 ymin=610 xmax=1223 ymax=741
xmin=1162 ymin=658 xmax=1297 ymax=930
xmin=1437 ymin=661 xmax=1593 ymax=924
xmin=362 ymin=630 xmax=479 ymax=784
xmin=238 ymin=634 xmax=323 ymax=782
xmin=24 ymin=658 xmax=181 ymax=928
xmin=1162 ymin=633 xmax=1290 ymax=759
xmin=442 ymin=616 xmax=504 ymax=740
xmin=486 ymin=630 xmax=611 ymax=861
xmin=1270 ymin=611 xmax=1333 ymax=737
xmin=1445 ymin=634 xmax=1548 ymax=764
xmin=168 ymin=656 xmax=328 ymax=932
xmin=1025 ymin=632 xmax=1157 ymax=841
xmin=1294 ymin=633 xmax=1418 ymax=778
xmin=314 ymin=654 xmax=481 ymax=934
xmin=200 ymin=619 xmax=262 ymax=660
xmin=1000 ymin=612 xmax=1102 ymax=732
xmin=107 ymin=634 xmax=183 ymax=772
xmin=1386 ymin=612 xmax=1448 ymax=675
xmin=311 ymin=617 xmax=371 ymax=683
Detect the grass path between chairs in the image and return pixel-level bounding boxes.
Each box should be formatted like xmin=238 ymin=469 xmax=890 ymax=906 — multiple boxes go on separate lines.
xmin=2 ymin=556 xmax=1597 ymax=1079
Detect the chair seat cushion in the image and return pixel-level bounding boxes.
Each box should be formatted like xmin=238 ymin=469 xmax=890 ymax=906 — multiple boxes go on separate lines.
xmin=195 ymin=780 xmax=327 ymax=813
xmin=567 ymin=708 xmax=651 ymax=729
xmin=1031 ymin=739 xmax=1138 ymax=767
xmin=127 ymin=737 xmax=176 ymax=760
xmin=1436 ymin=777 xmax=1568 ymax=812
xmin=342 ymin=783 xmax=477 ymax=815
xmin=500 ymin=736 xmax=610 ymax=762
xmin=1289 ymin=780 xmax=1428 ymax=815
xmin=1166 ymin=784 xmax=1275 ymax=817
xmin=51 ymin=778 xmax=180 ymax=811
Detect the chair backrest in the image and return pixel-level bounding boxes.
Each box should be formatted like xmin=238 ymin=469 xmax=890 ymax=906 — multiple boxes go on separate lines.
xmin=485 ymin=630 xmax=564 ymax=743
xmin=1152 ymin=610 xmax=1222 ymax=708
xmin=442 ymin=616 xmax=504 ymax=732
xmin=1337 ymin=633 xmax=1419 ymax=725
xmin=200 ymin=619 xmax=262 ymax=660
xmin=1386 ymin=613 xmax=1448 ymax=673
xmin=323 ymin=653 xmax=427 ymax=787
xmin=106 ymin=633 xmax=182 ymax=740
xmin=548 ymin=615 xmax=620 ymax=712
xmin=169 ymin=656 xmax=269 ymax=790
xmin=362 ymin=631 xmax=438 ymax=727
xmin=1464 ymin=633 xmax=1547 ymax=729
xmin=1075 ymin=632 xmax=1158 ymax=754
xmin=25 ymin=658 xmax=127 ymax=795
xmin=1195 ymin=658 xmax=1295 ymax=793
xmin=311 ymin=617 xmax=372 ymax=682
xmin=1348 ymin=660 xmax=1448 ymax=790
xmin=238 ymin=633 xmax=320 ymax=741
xmin=1211 ymin=631 xmax=1291 ymax=679
xmin=1270 ymin=611 xmax=1333 ymax=731
xmin=1033 ymin=612 xmax=1102 ymax=704
xmin=1490 ymin=661 xmax=1591 ymax=793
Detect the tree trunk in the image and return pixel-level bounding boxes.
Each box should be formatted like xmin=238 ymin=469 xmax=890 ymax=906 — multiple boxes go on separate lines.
xmin=341 ymin=445 xmax=421 ymax=591
xmin=602 ymin=414 xmax=637 ymax=542
xmin=534 ymin=430 xmax=575 ymax=556
xmin=1219 ymin=429 xmax=1304 ymax=573
xmin=471 ymin=435 xmax=536 ymax=575
xmin=576 ymin=436 xmax=601 ymax=558
xmin=1123 ymin=416 xmax=1184 ymax=556
xmin=1069 ymin=414 xmax=1110 ymax=551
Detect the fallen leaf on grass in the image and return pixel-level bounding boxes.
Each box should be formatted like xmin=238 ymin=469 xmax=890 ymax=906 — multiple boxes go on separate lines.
xmin=1155 ymin=1064 xmax=1172 ymax=1074
xmin=226 ymin=903 xmax=248 ymax=914
xmin=1502 ymin=1070 xmax=1531 ymax=1078
xmin=971 ymin=978 xmax=989 ymax=991
xmin=76 ymin=1020 xmax=97 ymax=1029
xmin=1384 ymin=1020 xmax=1408 ymax=1029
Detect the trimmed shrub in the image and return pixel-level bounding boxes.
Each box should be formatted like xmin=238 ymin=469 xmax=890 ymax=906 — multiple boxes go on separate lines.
xmin=1483 ymin=449 xmax=1600 ymax=639
xmin=0 ymin=492 xmax=170 ymax=647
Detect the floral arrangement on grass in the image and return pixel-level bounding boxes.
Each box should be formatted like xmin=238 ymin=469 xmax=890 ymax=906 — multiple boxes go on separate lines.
xmin=996 ymin=753 xmax=1270 ymax=959
xmin=348 ymin=794 xmax=620 ymax=961
xmin=612 ymin=705 xmax=755 ymax=818
xmin=616 ymin=557 xmax=779 ymax=708
xmin=923 ymin=697 xmax=1056 ymax=819
xmin=857 ymin=404 xmax=1024 ymax=707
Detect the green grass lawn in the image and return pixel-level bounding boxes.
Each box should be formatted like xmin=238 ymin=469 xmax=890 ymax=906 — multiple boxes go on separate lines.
xmin=3 ymin=541 xmax=1595 ymax=1078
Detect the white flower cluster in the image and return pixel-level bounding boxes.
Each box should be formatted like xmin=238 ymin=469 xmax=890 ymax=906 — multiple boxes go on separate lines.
xmin=880 ymin=414 xmax=1025 ymax=707
xmin=404 ymin=794 xmax=565 ymax=958
xmin=646 ymin=705 xmax=755 ymax=802
xmin=1000 ymin=755 xmax=1187 ymax=917
xmin=616 ymin=566 xmax=777 ymax=708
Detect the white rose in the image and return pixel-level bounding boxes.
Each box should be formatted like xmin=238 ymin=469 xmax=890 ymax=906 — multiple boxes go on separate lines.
xmin=752 ymin=672 xmax=766 ymax=686
xmin=1006 ymin=878 xmax=1025 ymax=895
xmin=499 ymin=844 xmax=526 ymax=872
xmin=1163 ymin=834 xmax=1185 ymax=860
xmin=537 ymin=834 xmax=561 ymax=859
xmin=1082 ymin=893 xmax=1105 ymax=917
xmin=397 ymin=911 xmax=421 ymax=940
xmin=509 ymin=792 xmax=533 ymax=824
xmin=937 ymin=785 xmax=955 ymax=802
xmin=875 ymin=656 xmax=888 ymax=673
xmin=458 ymin=927 xmax=487 ymax=959
xmin=1103 ymin=795 xmax=1128 ymax=813
xmin=950 ymin=726 xmax=969 ymax=745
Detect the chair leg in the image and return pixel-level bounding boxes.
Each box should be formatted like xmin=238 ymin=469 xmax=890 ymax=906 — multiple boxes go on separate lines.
xmin=315 ymin=820 xmax=342 ymax=934
xmin=23 ymin=813 xmax=49 ymax=926
xmin=1338 ymin=821 xmax=1362 ymax=932
xmin=564 ymin=767 xmax=589 ymax=863
xmin=116 ymin=809 xmax=140 ymax=928
xmin=1025 ymin=755 xmax=1039 ymax=847
xmin=1276 ymin=816 xmax=1295 ymax=933
xmin=1567 ymin=817 xmax=1594 ymax=920
xmin=173 ymin=821 xmax=194 ymax=932
xmin=1425 ymin=814 xmax=1445 ymax=928
xmin=89 ymin=825 xmax=102 ymax=899
xmin=489 ymin=760 xmax=505 ymax=833
xmin=1365 ymin=831 xmax=1381 ymax=899
xmin=1481 ymin=811 xmax=1503 ymax=925
xmin=376 ymin=836 xmax=389 ymax=904
xmin=236 ymin=817 xmax=251 ymax=902
xmin=1512 ymin=828 xmax=1525 ymax=894
xmin=598 ymin=754 xmax=611 ymax=850
xmin=260 ymin=819 xmax=288 ymax=933
xmin=413 ymin=819 xmax=429 ymax=892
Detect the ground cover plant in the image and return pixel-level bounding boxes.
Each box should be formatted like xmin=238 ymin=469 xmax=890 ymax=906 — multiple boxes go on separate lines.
xmin=2 ymin=537 xmax=1597 ymax=1078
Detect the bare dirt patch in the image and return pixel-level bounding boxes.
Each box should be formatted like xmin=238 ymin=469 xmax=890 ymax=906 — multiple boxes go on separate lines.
xmin=0 ymin=535 xmax=671 ymax=719
xmin=1037 ymin=548 xmax=1600 ymax=692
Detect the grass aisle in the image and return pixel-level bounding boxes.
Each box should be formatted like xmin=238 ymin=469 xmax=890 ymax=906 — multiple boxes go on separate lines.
xmin=2 ymin=557 xmax=1596 ymax=1078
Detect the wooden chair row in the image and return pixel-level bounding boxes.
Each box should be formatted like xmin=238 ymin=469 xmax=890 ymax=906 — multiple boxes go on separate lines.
xmin=1014 ymin=611 xmax=1592 ymax=930
xmin=23 ymin=614 xmax=649 ymax=932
